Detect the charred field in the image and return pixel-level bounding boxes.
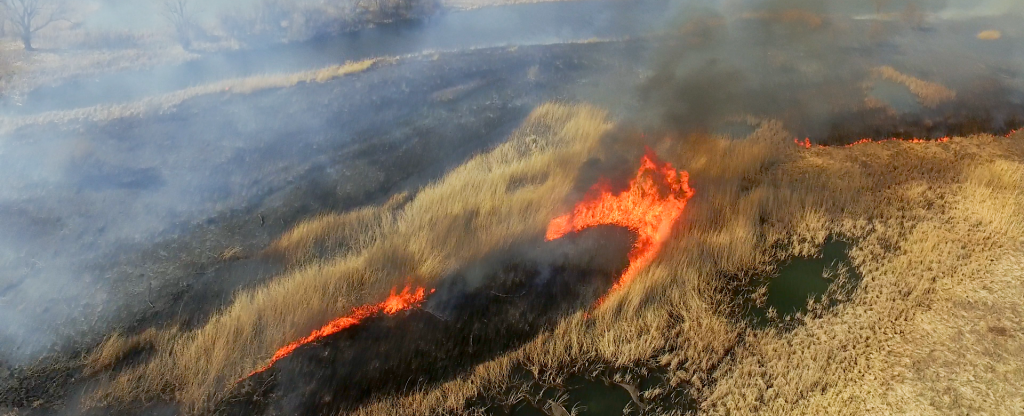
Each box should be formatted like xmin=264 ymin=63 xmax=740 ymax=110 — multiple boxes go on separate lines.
xmin=3 ymin=2 xmax=1024 ymax=416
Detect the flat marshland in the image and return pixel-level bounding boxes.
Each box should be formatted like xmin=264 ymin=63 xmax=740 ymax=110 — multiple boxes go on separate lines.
xmin=80 ymin=100 xmax=1024 ymax=414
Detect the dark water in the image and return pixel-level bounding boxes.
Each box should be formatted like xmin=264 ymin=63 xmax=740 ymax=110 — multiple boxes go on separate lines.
xmin=564 ymin=376 xmax=634 ymax=414
xmin=3 ymin=0 xmax=673 ymax=115
xmin=490 ymin=371 xmax=690 ymax=415
xmin=497 ymin=376 xmax=635 ymax=415
xmin=747 ymin=239 xmax=861 ymax=328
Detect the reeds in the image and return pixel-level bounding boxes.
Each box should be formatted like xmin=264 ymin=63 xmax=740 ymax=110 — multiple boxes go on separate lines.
xmin=85 ymin=101 xmax=1024 ymax=415
xmin=84 ymin=102 xmax=612 ymax=413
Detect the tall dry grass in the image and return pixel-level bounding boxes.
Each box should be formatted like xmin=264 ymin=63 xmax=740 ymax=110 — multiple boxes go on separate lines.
xmin=86 ymin=100 xmax=1024 ymax=415
xmin=84 ymin=102 xmax=612 ymax=413
xmin=350 ymin=122 xmax=1024 ymax=415
xmin=263 ymin=192 xmax=410 ymax=267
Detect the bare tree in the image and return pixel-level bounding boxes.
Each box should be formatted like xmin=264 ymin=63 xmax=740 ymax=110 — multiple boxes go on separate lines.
xmin=159 ymin=0 xmax=198 ymax=49
xmin=0 ymin=0 xmax=70 ymax=51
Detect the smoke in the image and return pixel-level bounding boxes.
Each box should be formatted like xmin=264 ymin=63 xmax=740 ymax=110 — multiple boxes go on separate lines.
xmin=0 ymin=0 xmax=679 ymax=366
xmin=0 ymin=0 xmax=1021 ymax=406
xmin=637 ymin=0 xmax=1024 ymax=142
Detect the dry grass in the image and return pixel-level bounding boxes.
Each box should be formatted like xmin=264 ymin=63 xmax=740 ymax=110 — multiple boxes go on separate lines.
xmin=83 ymin=328 xmax=178 ymax=377
xmin=84 ymin=102 xmax=612 ymax=413
xmin=351 ymin=123 xmax=1024 ymax=415
xmin=977 ymin=30 xmax=1003 ymax=40
xmin=216 ymin=247 xmax=246 ymax=262
xmin=0 ymin=58 xmax=385 ymax=134
xmin=263 ymin=192 xmax=410 ymax=267
xmin=85 ymin=99 xmax=1024 ymax=415
xmin=740 ymin=10 xmax=826 ymax=30
xmin=873 ymin=66 xmax=957 ymax=108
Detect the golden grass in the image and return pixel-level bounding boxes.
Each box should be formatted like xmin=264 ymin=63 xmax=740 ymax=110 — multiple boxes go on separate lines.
xmin=84 ymin=102 xmax=612 ymax=413
xmin=873 ymin=66 xmax=957 ymax=108
xmin=350 ymin=124 xmax=1024 ymax=415
xmin=0 ymin=58 xmax=384 ymax=134
xmin=977 ymin=30 xmax=1003 ymax=40
xmin=740 ymin=10 xmax=826 ymax=30
xmin=263 ymin=192 xmax=410 ymax=267
xmin=83 ymin=328 xmax=178 ymax=377
xmin=86 ymin=100 xmax=1024 ymax=415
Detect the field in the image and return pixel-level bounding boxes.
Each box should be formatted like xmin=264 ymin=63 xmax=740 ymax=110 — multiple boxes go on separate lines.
xmin=73 ymin=102 xmax=1024 ymax=415
xmin=2 ymin=1 xmax=1024 ymax=416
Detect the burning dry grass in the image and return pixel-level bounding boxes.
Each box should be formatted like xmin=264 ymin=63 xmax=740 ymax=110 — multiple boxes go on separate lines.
xmin=352 ymin=124 xmax=1024 ymax=414
xmin=85 ymin=100 xmax=1024 ymax=415
xmin=873 ymin=66 xmax=957 ymax=108
xmin=84 ymin=102 xmax=612 ymax=413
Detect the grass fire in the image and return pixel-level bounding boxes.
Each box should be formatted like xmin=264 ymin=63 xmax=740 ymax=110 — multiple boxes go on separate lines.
xmin=546 ymin=151 xmax=695 ymax=295
xmin=1 ymin=1 xmax=1024 ymax=416
xmin=247 ymin=285 xmax=433 ymax=377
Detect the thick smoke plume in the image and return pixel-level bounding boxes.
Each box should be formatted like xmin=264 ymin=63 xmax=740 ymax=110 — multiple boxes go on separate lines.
xmin=640 ymin=0 xmax=1024 ymax=142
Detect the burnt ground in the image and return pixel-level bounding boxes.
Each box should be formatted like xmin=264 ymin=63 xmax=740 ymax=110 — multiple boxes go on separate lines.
xmin=0 ymin=39 xmax=652 ymax=414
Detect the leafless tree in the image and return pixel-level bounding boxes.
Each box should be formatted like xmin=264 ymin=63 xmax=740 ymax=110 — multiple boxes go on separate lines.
xmin=159 ymin=0 xmax=198 ymax=49
xmin=0 ymin=0 xmax=70 ymax=51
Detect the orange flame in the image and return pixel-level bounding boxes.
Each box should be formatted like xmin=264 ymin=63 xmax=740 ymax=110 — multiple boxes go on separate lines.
xmin=249 ymin=285 xmax=432 ymax=376
xmin=795 ymin=136 xmax=950 ymax=149
xmin=545 ymin=150 xmax=694 ymax=296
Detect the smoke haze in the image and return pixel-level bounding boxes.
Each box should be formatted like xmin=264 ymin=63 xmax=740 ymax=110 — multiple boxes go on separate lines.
xmin=1 ymin=0 xmax=1022 ymax=390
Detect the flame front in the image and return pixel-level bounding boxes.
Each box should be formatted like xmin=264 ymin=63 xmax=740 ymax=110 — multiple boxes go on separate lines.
xmin=795 ymin=136 xmax=950 ymax=149
xmin=546 ymin=150 xmax=694 ymax=295
xmin=249 ymin=285 xmax=431 ymax=376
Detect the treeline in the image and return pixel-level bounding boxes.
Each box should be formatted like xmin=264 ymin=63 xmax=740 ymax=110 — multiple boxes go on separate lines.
xmin=0 ymin=0 xmax=444 ymax=53
xmin=217 ymin=0 xmax=443 ymax=45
